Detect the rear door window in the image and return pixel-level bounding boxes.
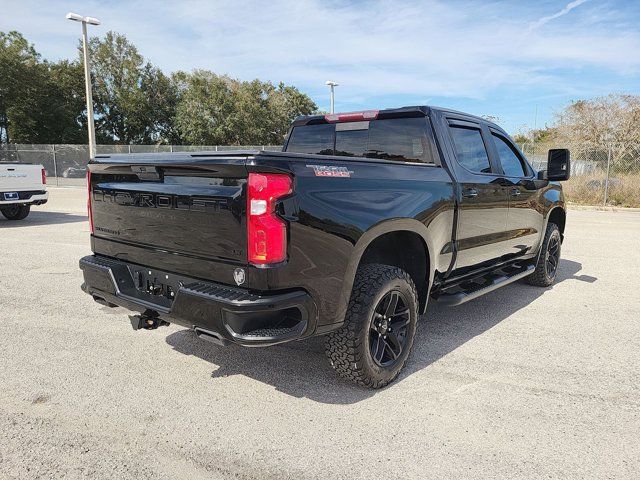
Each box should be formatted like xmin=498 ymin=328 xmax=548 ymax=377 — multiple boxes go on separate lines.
xmin=448 ymin=126 xmax=492 ymax=174
xmin=366 ymin=118 xmax=432 ymax=163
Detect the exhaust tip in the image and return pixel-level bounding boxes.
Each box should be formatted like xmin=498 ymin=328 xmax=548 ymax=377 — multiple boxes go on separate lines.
xmin=194 ymin=327 xmax=229 ymax=347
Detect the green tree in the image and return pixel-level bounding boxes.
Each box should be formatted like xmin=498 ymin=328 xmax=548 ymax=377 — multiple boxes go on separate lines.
xmin=2 ymin=30 xmax=317 ymax=146
xmin=174 ymin=72 xmax=317 ymax=145
xmin=144 ymin=65 xmax=182 ymax=144
xmin=89 ymin=31 xmax=178 ymax=144
xmin=0 ymin=31 xmax=42 ymax=143
xmin=173 ymin=70 xmax=236 ymax=145
xmin=0 ymin=31 xmax=86 ymax=144
xmin=267 ymin=82 xmax=318 ymax=144
xmin=45 ymin=60 xmax=86 ymax=143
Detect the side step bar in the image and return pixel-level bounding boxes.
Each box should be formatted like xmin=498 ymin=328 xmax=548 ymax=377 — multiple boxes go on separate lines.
xmin=432 ymin=263 xmax=535 ymax=306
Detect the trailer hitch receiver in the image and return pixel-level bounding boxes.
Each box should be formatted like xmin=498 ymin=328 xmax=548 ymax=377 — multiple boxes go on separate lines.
xmin=129 ymin=310 xmax=169 ymax=330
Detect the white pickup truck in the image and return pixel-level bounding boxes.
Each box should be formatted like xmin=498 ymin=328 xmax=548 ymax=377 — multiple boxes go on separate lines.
xmin=0 ymin=163 xmax=48 ymax=220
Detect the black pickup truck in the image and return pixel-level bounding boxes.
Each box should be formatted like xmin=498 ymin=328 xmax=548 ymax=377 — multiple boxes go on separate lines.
xmin=80 ymin=106 xmax=569 ymax=388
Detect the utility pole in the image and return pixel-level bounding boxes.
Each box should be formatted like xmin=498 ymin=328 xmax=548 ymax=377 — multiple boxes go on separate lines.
xmin=66 ymin=12 xmax=101 ymax=159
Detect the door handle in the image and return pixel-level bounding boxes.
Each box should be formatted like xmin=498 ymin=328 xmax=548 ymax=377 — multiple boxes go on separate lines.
xmin=510 ymin=188 xmax=521 ymax=196
xmin=462 ymin=188 xmax=478 ymax=198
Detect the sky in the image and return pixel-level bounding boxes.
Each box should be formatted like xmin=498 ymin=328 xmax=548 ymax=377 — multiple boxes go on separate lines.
xmin=1 ymin=0 xmax=639 ymax=133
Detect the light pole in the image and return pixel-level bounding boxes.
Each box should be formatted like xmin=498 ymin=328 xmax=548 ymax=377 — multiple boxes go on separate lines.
xmin=66 ymin=12 xmax=100 ymax=159
xmin=325 ymin=81 xmax=338 ymax=114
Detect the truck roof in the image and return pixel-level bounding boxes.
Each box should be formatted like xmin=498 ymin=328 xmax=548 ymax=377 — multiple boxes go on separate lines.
xmin=291 ymin=106 xmax=430 ymax=126
xmin=292 ymin=105 xmax=501 ymax=131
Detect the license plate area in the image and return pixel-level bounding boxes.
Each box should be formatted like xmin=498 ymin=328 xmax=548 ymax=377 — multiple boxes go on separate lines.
xmin=3 ymin=192 xmax=19 ymax=201
xmin=127 ymin=265 xmax=182 ymax=302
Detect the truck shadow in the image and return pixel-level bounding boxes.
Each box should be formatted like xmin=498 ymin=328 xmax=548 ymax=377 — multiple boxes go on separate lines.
xmin=165 ymin=258 xmax=595 ymax=404
xmin=0 ymin=211 xmax=87 ymax=227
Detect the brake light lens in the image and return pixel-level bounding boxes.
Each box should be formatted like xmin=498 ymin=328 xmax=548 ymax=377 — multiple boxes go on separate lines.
xmin=247 ymin=173 xmax=292 ymax=265
xmin=41 ymin=168 xmax=46 ymax=185
xmin=87 ymin=171 xmax=94 ymax=234
xmin=324 ymin=110 xmax=379 ymax=123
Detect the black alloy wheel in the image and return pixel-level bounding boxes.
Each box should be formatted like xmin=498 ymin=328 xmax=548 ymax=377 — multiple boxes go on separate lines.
xmin=527 ymin=222 xmax=561 ymax=287
xmin=369 ymin=290 xmax=410 ymax=367
xmin=325 ymin=263 xmax=418 ymax=388
xmin=545 ymin=231 xmax=561 ymax=279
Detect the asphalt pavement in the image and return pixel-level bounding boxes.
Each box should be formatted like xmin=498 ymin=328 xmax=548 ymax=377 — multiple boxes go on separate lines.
xmin=1 ymin=188 xmax=638 ymax=479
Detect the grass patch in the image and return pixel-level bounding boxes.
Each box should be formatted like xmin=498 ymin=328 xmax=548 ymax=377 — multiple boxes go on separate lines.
xmin=564 ymin=173 xmax=640 ymax=208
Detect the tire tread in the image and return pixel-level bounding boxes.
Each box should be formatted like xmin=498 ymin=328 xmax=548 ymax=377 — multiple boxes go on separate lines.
xmin=527 ymin=222 xmax=560 ymax=287
xmin=325 ymin=263 xmax=418 ymax=388
xmin=1 ymin=205 xmax=30 ymax=220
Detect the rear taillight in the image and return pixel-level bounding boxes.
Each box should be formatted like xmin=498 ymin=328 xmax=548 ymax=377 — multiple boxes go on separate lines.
xmin=247 ymin=173 xmax=292 ymax=265
xmin=87 ymin=171 xmax=94 ymax=234
xmin=41 ymin=168 xmax=46 ymax=185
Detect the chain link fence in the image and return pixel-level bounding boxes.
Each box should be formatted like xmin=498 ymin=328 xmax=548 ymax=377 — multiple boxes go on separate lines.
xmin=0 ymin=144 xmax=282 ymax=187
xmin=2 ymin=142 xmax=639 ymax=207
xmin=520 ymin=142 xmax=640 ymax=208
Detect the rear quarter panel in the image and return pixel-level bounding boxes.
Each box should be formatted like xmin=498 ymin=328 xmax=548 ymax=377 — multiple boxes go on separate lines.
xmin=251 ymin=155 xmax=456 ymax=326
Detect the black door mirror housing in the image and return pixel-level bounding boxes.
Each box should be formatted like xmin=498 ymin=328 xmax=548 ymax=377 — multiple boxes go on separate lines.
xmin=545 ymin=149 xmax=570 ymax=181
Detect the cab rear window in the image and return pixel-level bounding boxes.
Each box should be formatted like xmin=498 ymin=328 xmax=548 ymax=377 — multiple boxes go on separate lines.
xmin=285 ymin=117 xmax=435 ymax=163
xmin=284 ymin=123 xmax=334 ymax=156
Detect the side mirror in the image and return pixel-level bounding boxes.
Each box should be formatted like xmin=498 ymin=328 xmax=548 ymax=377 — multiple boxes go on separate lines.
xmin=546 ymin=148 xmax=570 ymax=181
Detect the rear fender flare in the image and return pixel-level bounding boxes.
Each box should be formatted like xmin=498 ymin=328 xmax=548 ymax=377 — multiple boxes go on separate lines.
xmin=535 ymin=200 xmax=566 ymax=262
xmin=334 ymin=219 xmax=436 ymax=322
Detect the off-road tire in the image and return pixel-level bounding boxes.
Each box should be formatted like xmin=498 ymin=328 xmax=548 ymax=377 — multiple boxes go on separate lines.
xmin=325 ymin=263 xmax=418 ymax=388
xmin=527 ymin=222 xmax=561 ymax=287
xmin=1 ymin=204 xmax=30 ymax=220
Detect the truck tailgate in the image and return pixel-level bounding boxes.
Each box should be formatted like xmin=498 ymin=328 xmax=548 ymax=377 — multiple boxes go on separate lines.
xmin=89 ymin=154 xmax=249 ymax=268
xmin=0 ymin=164 xmax=44 ymax=191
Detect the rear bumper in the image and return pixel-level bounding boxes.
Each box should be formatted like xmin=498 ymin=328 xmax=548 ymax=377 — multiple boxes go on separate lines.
xmin=0 ymin=190 xmax=48 ymax=205
xmin=79 ymin=255 xmax=317 ymax=347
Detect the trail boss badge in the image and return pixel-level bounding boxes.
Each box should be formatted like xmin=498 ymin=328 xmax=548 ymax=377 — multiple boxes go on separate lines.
xmin=306 ymin=165 xmax=353 ymax=178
